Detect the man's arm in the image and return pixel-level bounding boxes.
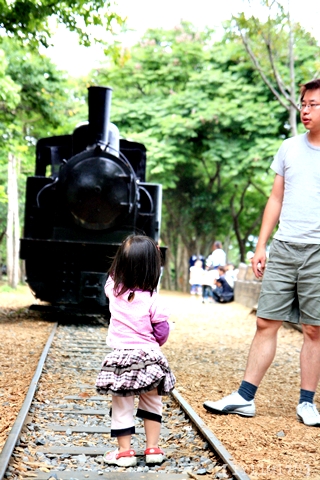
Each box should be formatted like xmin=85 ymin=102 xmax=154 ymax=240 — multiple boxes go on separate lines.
xmin=251 ymin=174 xmax=284 ymax=278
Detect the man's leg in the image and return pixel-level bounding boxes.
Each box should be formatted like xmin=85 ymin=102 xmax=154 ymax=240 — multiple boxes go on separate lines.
xmin=243 ymin=317 xmax=283 ymax=386
xmin=300 ymin=325 xmax=320 ymax=390
xmin=203 ymin=317 xmax=282 ymax=417
xmin=295 ymin=325 xmax=320 ymax=426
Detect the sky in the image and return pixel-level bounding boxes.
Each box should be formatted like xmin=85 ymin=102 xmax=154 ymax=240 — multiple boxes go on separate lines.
xmin=45 ymin=0 xmax=320 ymax=77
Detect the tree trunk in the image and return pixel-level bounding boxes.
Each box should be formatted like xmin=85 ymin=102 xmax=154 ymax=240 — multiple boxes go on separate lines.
xmin=288 ymin=4 xmax=298 ymax=136
xmin=159 ymin=228 xmax=173 ymax=291
xmin=160 ymin=224 xmax=192 ymax=292
xmin=177 ymin=241 xmax=189 ymax=292
xmin=6 ymin=153 xmax=20 ymax=288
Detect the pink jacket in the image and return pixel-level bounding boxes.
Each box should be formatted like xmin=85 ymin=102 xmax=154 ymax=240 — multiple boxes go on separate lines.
xmin=105 ymin=277 xmax=170 ymax=349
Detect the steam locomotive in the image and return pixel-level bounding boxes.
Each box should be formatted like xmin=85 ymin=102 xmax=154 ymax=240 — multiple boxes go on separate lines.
xmin=20 ymin=86 xmax=163 ymax=315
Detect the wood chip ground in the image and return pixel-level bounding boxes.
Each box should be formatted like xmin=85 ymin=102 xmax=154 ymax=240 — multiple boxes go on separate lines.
xmin=0 ymin=287 xmax=319 ymax=479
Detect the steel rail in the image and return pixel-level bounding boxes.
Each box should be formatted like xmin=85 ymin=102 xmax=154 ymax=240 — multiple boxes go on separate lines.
xmin=1 ymin=323 xmax=250 ymax=480
xmin=0 ymin=322 xmax=58 ymax=480
xmin=171 ymin=389 xmax=251 ymax=480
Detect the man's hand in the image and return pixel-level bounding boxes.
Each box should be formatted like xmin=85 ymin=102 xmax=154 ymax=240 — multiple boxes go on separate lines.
xmin=251 ymin=246 xmax=267 ymax=279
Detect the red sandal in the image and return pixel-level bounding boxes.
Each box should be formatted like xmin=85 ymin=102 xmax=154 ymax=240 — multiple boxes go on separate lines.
xmin=104 ymin=449 xmax=137 ymax=467
xmin=144 ymin=447 xmax=165 ymax=464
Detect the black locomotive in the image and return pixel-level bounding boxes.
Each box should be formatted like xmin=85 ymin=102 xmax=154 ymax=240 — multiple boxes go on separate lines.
xmin=20 ymin=86 xmax=163 ymax=315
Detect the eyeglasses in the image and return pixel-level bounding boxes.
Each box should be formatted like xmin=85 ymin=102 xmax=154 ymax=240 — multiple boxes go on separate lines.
xmin=297 ymin=103 xmax=320 ymax=111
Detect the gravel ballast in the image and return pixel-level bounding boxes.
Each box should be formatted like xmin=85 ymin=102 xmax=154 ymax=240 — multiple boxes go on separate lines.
xmin=1 ymin=286 xmax=319 ymax=479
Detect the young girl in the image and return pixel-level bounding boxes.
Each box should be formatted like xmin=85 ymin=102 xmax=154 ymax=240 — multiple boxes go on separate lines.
xmin=96 ymin=235 xmax=176 ymax=467
xmin=189 ymin=259 xmax=204 ymax=297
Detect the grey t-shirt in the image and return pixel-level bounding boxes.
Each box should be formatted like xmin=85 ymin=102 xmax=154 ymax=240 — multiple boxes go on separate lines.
xmin=271 ymin=132 xmax=320 ymax=243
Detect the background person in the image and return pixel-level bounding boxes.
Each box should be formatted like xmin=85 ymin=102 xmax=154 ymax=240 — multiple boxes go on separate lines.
xmin=189 ymin=253 xmax=205 ymax=269
xmin=189 ymin=259 xmax=204 ymax=297
xmin=211 ymin=266 xmax=234 ymax=303
xmin=205 ymin=241 xmax=226 ymax=270
xmin=202 ymin=267 xmax=216 ymax=303
xmin=225 ymin=263 xmax=238 ymax=289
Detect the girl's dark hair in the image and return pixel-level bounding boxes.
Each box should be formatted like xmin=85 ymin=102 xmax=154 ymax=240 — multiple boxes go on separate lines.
xmin=300 ymin=79 xmax=320 ymax=100
xmin=109 ymin=235 xmax=162 ymax=298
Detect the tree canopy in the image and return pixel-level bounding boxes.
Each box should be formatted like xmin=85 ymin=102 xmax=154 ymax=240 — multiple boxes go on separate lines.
xmin=1 ymin=3 xmax=320 ymax=290
xmin=87 ymin=18 xmax=320 ymax=288
xmin=0 ymin=37 xmax=83 ymax=273
xmin=0 ymin=0 xmax=124 ymax=48
xmin=90 ymin=24 xmax=280 ymax=263
xmin=228 ymin=2 xmax=320 ymax=135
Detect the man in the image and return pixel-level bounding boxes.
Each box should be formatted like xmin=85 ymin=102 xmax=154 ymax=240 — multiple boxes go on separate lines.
xmin=203 ymin=79 xmax=320 ymax=427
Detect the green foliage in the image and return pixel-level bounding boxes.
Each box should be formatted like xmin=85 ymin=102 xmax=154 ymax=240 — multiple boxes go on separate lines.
xmin=0 ymin=39 xmax=80 ymax=220
xmin=90 ymin=19 xmax=319 ymax=268
xmin=0 ymin=48 xmax=21 ymax=142
xmin=0 ymin=37 xmax=85 ymax=265
xmin=227 ymin=8 xmax=320 ymax=100
xmin=1 ymin=6 xmax=319 ymax=284
xmin=0 ymin=0 xmax=124 ymax=48
xmin=0 ymin=49 xmax=21 ymax=106
xmin=89 ymin=24 xmax=278 ymax=261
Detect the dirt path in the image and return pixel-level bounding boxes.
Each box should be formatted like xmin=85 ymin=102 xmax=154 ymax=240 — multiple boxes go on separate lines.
xmin=0 ymin=287 xmax=319 ymax=479
xmin=162 ymin=291 xmax=318 ymax=480
xmin=0 ymin=287 xmax=53 ymax=449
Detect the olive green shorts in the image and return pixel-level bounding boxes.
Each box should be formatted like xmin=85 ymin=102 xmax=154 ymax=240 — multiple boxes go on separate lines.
xmin=257 ymin=239 xmax=320 ymax=325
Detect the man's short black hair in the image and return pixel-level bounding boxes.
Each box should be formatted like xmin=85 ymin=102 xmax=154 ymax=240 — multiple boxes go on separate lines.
xmin=300 ymin=79 xmax=320 ymax=100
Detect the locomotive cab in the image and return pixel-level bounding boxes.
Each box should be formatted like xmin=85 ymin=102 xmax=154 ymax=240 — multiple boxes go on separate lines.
xmin=20 ymin=86 xmax=163 ymax=315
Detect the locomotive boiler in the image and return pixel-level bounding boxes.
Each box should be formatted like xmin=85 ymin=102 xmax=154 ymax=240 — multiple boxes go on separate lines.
xmin=20 ymin=86 xmax=163 ymax=315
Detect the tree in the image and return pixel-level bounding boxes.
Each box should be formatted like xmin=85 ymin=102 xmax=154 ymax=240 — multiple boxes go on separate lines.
xmin=0 ymin=0 xmax=124 ymax=49
xmin=0 ymin=39 xmax=83 ymax=285
xmin=0 ymin=48 xmax=21 ymax=277
xmin=0 ymin=0 xmax=122 ymax=286
xmin=6 ymin=153 xmax=19 ymax=288
xmin=90 ymin=21 xmax=319 ymax=289
xmin=91 ymin=24 xmax=286 ymax=286
xmin=228 ymin=1 xmax=320 ymax=135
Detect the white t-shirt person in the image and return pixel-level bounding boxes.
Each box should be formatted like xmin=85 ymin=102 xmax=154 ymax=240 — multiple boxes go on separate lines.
xmin=206 ymin=242 xmax=226 ymax=270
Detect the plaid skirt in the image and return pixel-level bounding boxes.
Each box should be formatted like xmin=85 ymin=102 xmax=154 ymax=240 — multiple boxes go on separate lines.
xmin=96 ymin=348 xmax=176 ymax=397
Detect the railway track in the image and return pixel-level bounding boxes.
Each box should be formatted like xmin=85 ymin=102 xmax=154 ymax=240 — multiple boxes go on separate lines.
xmin=0 ymin=319 xmax=251 ymax=480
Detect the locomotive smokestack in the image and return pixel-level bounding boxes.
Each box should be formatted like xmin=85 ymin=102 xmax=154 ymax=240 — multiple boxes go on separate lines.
xmin=88 ymin=86 xmax=113 ymax=147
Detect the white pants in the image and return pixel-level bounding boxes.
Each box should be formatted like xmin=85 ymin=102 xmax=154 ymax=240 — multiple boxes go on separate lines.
xmin=111 ymin=388 xmax=162 ymax=437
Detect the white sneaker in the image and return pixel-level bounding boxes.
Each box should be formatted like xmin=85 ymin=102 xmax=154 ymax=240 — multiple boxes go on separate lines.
xmin=297 ymin=402 xmax=320 ymax=426
xmin=203 ymin=391 xmax=255 ymax=417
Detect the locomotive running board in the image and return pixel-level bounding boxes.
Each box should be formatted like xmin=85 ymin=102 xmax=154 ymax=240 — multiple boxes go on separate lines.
xmin=29 ymin=303 xmax=110 ymax=317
